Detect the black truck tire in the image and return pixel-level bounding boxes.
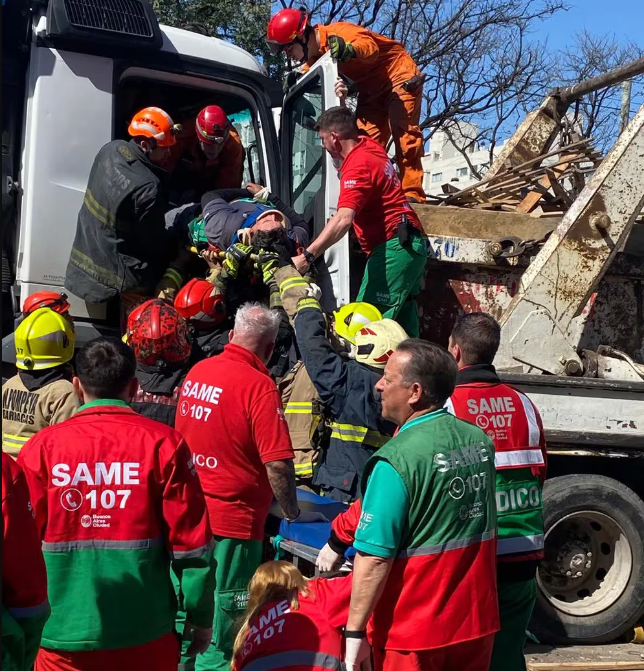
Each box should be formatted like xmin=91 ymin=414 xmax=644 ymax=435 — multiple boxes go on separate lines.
xmin=532 ymin=474 xmax=644 ymax=644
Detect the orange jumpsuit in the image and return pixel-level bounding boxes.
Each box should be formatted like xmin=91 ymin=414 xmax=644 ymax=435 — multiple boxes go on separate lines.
xmin=168 ymin=121 xmax=246 ymax=196
xmin=308 ymin=22 xmax=426 ymax=202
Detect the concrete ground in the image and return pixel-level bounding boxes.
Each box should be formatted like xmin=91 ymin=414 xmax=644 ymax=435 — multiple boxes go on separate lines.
xmin=525 ymin=642 xmax=644 ymax=669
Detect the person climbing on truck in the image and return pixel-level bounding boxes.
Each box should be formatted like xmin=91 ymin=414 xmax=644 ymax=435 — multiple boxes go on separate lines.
xmin=291 ymin=107 xmax=427 ymax=337
xmin=447 ymin=312 xmax=547 ymax=671
xmin=2 ymin=307 xmax=79 ymax=458
xmin=64 ymin=107 xmax=182 ymax=313
xmin=167 ymin=105 xmax=246 ymax=199
xmin=267 ymin=8 xmax=426 ymax=203
xmin=271 ymin=260 xmax=407 ymax=502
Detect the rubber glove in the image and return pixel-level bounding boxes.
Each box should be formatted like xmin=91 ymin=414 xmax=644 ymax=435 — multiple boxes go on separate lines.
xmin=316 ymin=543 xmax=343 ymax=572
xmin=344 ymin=635 xmax=372 ymax=671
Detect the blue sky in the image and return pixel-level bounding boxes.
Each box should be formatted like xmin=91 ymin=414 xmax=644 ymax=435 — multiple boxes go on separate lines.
xmin=531 ymin=0 xmax=644 ymax=49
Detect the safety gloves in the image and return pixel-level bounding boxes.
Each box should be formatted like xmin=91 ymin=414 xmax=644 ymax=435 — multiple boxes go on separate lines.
xmin=223 ymin=243 xmax=252 ymax=279
xmin=257 ymin=250 xmax=280 ymax=285
xmin=328 ymin=35 xmax=356 ymax=62
xmin=183 ymin=621 xmax=213 ymax=657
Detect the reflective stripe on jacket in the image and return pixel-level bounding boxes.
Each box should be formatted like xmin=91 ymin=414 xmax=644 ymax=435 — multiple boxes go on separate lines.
xmin=448 ymin=364 xmax=547 ymax=569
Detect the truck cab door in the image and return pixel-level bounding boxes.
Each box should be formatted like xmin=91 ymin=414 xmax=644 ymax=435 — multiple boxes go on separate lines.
xmin=280 ymin=54 xmax=349 ymax=310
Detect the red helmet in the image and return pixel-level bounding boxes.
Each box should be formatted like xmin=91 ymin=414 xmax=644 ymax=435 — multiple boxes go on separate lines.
xmin=22 ymin=291 xmax=71 ymax=316
xmin=266 ymin=8 xmax=309 ymax=55
xmin=175 ymin=279 xmax=227 ymax=329
xmin=196 ymin=106 xmax=230 ymax=146
xmin=126 ymin=299 xmax=191 ymax=367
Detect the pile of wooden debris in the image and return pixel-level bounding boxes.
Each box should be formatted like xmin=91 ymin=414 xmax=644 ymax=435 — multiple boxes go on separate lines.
xmin=432 ymin=138 xmax=602 ymax=217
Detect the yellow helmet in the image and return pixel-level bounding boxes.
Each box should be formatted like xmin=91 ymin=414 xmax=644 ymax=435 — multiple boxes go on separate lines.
xmin=15 ymin=307 xmax=75 ymax=371
xmin=354 ymin=319 xmax=408 ymax=369
xmin=333 ymin=302 xmax=383 ymax=345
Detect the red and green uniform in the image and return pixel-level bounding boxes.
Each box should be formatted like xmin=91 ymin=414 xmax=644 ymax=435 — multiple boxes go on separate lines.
xmin=233 ymin=575 xmax=353 ymax=671
xmin=17 ymin=400 xmax=215 ymax=670
xmin=448 ymin=363 xmax=547 ymax=671
xmin=175 ymin=343 xmax=295 ymax=671
xmin=356 ymin=408 xmax=499 ymax=659
xmin=2 ymin=453 xmax=50 ymax=671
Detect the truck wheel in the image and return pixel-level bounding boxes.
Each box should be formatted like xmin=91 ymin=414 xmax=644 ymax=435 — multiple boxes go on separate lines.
xmin=532 ymin=474 xmax=644 ymax=644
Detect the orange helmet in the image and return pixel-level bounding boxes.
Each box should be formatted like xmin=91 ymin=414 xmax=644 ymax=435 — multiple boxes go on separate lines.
xmin=128 ymin=107 xmax=180 ymax=147
xmin=22 ymin=291 xmax=71 ymax=316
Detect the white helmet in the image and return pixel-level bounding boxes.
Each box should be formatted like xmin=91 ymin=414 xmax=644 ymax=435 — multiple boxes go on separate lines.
xmin=354 ymin=319 xmax=408 ymax=369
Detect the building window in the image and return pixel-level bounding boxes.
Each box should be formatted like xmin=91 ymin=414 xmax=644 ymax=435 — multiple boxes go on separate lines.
xmin=457 ymin=167 xmax=468 ymax=177
xmin=431 ymin=172 xmax=442 ymax=183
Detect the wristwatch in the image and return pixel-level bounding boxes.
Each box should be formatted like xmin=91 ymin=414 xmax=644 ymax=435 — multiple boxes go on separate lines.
xmin=303 ymin=249 xmax=316 ymax=265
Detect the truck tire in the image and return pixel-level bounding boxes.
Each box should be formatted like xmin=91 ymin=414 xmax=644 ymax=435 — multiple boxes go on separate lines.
xmin=532 ymin=474 xmax=644 ymax=644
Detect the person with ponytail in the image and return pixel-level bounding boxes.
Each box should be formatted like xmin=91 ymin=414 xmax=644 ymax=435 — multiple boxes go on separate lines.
xmin=232 ymin=561 xmax=356 ymax=671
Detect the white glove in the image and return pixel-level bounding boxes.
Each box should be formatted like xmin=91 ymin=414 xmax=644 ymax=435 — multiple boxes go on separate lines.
xmin=344 ymin=635 xmax=372 ymax=671
xmin=306 ymin=282 xmax=322 ymax=301
xmin=252 ymin=186 xmax=271 ymax=204
xmin=183 ymin=621 xmax=213 ymax=656
xmin=316 ymin=542 xmax=343 ymax=572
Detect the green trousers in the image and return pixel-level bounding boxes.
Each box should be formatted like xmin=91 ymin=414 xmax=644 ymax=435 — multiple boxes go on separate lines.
xmin=490 ymin=578 xmax=537 ymax=671
xmin=175 ymin=536 xmax=263 ymax=671
xmin=357 ymin=234 xmax=428 ymax=338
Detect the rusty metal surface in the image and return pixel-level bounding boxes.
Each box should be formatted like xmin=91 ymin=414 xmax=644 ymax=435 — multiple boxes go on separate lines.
xmin=552 ymin=57 xmax=644 ymax=104
xmin=418 ymin=253 xmax=644 ymax=364
xmin=494 ymin=104 xmax=644 ymax=374
xmin=412 ymin=203 xmax=560 ymax=241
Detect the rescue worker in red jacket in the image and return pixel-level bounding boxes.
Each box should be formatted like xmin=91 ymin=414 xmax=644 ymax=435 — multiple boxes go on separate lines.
xmin=18 ymin=337 xmax=215 ymax=671
xmin=267 ymin=8 xmax=426 ymax=203
xmin=343 ymin=340 xmax=498 ymax=671
xmin=175 ymin=302 xmax=304 ymax=671
xmin=447 ymin=312 xmax=547 ymax=671
xmin=127 ymin=298 xmax=193 ymax=427
xmin=232 ymin=561 xmax=353 ymax=671
xmin=2 ymin=453 xmax=50 ymax=671
xmin=168 ymin=105 xmax=246 ymax=199
xmin=292 ymin=107 xmax=427 ymax=338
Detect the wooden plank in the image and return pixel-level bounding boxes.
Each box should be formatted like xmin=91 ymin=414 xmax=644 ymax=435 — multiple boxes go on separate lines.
xmin=528 ymin=664 xmax=643 ymax=670
xmin=517 ymin=160 xmax=572 ymax=213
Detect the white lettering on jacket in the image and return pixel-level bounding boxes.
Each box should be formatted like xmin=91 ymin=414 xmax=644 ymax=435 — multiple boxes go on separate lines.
xmin=182 ymin=380 xmax=223 ymax=405
xmin=433 ymin=443 xmax=490 ymax=473
xmin=51 ymin=463 xmax=140 ymax=487
xmin=466 ymin=397 xmax=516 ymax=414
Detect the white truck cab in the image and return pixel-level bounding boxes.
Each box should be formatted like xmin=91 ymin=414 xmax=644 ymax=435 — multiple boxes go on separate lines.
xmin=2 ymin=0 xmax=347 ymax=333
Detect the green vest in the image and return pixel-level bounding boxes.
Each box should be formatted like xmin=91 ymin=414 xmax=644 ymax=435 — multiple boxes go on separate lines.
xmin=363 ymin=409 xmax=497 ymax=553
xmin=360 ymin=408 xmax=500 ymax=650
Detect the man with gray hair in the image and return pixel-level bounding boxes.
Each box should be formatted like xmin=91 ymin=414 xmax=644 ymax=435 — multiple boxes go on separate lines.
xmin=344 ymin=339 xmax=499 ymax=671
xmin=175 ymin=302 xmax=299 ymax=671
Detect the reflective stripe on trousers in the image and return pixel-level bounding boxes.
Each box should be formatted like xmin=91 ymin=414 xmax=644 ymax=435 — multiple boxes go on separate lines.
xmin=243 ymin=650 xmax=343 ymax=671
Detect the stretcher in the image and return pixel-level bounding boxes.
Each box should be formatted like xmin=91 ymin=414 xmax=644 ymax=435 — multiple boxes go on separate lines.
xmin=266 ymin=489 xmax=355 ymax=575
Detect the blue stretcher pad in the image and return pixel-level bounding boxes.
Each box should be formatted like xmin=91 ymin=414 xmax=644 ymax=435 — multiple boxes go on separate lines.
xmin=268 ymin=489 xmax=356 ymax=559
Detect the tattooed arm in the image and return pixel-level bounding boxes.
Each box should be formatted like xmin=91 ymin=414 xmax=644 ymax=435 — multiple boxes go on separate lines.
xmin=265 ymin=459 xmax=299 ymax=520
